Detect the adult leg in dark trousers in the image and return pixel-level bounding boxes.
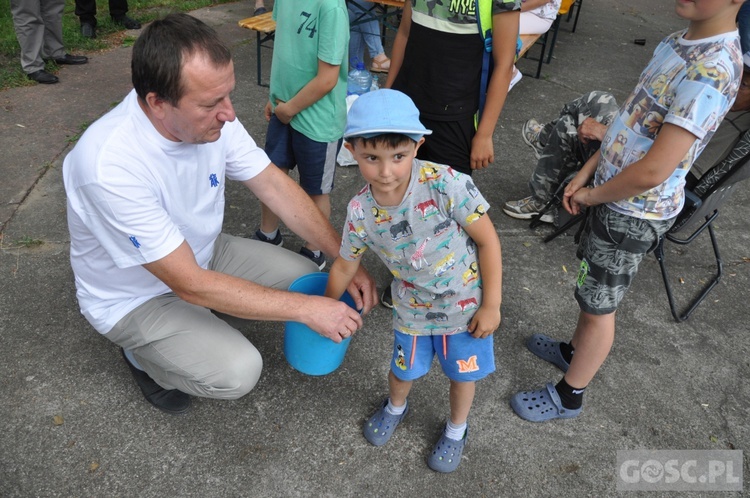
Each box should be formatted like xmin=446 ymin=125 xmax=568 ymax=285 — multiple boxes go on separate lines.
xmin=76 ymin=0 xmax=140 ymax=38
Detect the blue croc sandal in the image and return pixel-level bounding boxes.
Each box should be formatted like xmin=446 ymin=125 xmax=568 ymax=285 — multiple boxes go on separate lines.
xmin=427 ymin=424 xmax=468 ymax=473
xmin=363 ymin=399 xmax=408 ymax=446
xmin=526 ymin=334 xmax=570 ymax=372
xmin=510 ymin=383 xmax=582 ymax=422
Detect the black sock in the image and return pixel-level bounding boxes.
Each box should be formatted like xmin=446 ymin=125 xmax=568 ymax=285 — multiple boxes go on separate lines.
xmin=559 ymin=341 xmax=574 ymax=364
xmin=555 ymin=377 xmax=585 ymax=410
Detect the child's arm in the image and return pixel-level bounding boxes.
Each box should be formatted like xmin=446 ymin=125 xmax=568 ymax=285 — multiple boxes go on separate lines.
xmin=462 ymin=214 xmax=502 ymax=339
xmin=471 ymin=10 xmax=520 ymax=170
xmin=562 ymin=149 xmax=600 ymax=215
xmin=566 ymin=123 xmax=698 ymax=213
xmin=325 ymin=257 xmax=363 ymax=303
xmin=273 ymin=59 xmax=341 ymax=124
xmin=384 ymin=0 xmax=412 ymax=89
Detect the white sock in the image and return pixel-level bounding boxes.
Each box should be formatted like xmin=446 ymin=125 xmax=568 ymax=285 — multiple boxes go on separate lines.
xmin=311 ymin=250 xmax=321 ymax=257
xmin=260 ymin=228 xmax=278 ymax=240
xmin=445 ymin=420 xmax=467 ymax=440
xmin=385 ymin=398 xmax=406 ymax=415
xmin=123 ymin=349 xmax=144 ymax=371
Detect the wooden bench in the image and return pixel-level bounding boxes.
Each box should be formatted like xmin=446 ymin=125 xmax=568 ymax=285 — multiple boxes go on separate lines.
xmin=518 ymin=33 xmax=546 ymax=79
xmin=238 ymin=11 xmax=276 ymax=87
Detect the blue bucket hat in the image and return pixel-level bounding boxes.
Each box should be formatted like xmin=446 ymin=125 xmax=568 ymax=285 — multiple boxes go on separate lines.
xmin=344 ymin=89 xmax=432 ymax=142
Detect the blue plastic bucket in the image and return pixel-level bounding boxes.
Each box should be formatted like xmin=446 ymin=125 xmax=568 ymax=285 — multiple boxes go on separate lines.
xmin=284 ymin=272 xmax=357 ymax=376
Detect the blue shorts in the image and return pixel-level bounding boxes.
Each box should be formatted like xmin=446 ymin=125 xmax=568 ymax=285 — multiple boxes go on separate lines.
xmin=264 ymin=115 xmax=340 ymax=195
xmin=390 ymin=330 xmax=495 ymax=382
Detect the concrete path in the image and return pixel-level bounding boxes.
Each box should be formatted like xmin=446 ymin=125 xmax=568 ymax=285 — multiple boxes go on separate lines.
xmin=1 ymin=1 xmax=748 ymax=496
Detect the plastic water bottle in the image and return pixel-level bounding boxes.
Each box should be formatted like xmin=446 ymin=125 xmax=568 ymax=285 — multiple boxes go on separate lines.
xmin=347 ymin=61 xmax=373 ymax=96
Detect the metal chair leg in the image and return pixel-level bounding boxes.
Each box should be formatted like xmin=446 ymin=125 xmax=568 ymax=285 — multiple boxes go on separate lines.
xmin=256 ymin=31 xmax=262 ymax=87
xmin=546 ymin=16 xmax=561 ymax=63
xmin=572 ymin=0 xmax=582 ymax=33
xmin=655 ymin=213 xmax=723 ymax=322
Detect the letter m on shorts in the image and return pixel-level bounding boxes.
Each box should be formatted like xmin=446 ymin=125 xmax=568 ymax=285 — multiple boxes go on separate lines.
xmin=456 ymin=355 xmax=480 ymax=373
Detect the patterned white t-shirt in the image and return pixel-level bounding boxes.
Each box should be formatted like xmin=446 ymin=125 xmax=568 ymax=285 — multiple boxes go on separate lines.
xmin=596 ymin=29 xmax=742 ymax=220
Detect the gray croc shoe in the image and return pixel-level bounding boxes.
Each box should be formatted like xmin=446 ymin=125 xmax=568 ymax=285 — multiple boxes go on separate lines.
xmin=427 ymin=424 xmax=468 ymax=473
xmin=510 ymin=383 xmax=582 ymax=422
xmin=363 ymin=399 xmax=408 ymax=446
xmin=526 ymin=334 xmax=570 ymax=372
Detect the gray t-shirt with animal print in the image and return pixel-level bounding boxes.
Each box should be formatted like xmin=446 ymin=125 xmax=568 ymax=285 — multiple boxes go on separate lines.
xmin=340 ymin=160 xmax=490 ymax=336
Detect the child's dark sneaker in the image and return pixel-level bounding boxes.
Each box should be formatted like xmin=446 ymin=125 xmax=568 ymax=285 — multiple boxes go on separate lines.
xmin=252 ymin=229 xmax=283 ymax=247
xmin=299 ymin=247 xmax=326 ymax=270
xmin=380 ymin=286 xmax=393 ymax=309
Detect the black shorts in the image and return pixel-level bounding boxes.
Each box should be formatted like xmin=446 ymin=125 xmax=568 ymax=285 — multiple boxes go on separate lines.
xmin=417 ymin=115 xmax=476 ymax=176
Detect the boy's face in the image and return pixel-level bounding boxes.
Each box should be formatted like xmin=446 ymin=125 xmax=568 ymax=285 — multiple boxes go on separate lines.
xmin=674 ymin=0 xmax=743 ymax=23
xmin=345 ymin=138 xmax=425 ymax=205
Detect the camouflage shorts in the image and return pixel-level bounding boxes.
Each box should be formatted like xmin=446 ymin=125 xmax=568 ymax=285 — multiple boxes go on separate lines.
xmin=574 ymin=205 xmax=673 ymax=315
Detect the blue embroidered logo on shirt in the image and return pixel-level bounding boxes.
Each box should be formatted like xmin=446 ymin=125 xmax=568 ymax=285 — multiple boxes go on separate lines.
xmin=209 ymin=173 xmax=219 ymax=187
xmin=129 ymin=235 xmax=141 ymax=248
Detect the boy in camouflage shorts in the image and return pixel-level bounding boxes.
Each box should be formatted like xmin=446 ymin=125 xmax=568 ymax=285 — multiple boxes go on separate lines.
xmin=510 ymin=0 xmax=745 ymax=423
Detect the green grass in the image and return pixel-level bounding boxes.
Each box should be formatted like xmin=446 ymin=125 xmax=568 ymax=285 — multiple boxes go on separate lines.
xmin=15 ymin=236 xmax=44 ymax=247
xmin=0 ymin=0 xmax=238 ymax=90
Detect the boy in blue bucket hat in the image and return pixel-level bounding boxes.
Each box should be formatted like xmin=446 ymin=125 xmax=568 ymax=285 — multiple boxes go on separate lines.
xmin=325 ymin=89 xmax=503 ymax=473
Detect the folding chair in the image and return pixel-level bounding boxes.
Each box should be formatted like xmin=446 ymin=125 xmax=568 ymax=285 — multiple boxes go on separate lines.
xmin=654 ymin=130 xmax=750 ymax=322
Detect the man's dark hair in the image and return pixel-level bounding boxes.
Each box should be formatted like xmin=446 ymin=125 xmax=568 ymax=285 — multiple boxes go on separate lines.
xmin=132 ymin=13 xmax=232 ymax=105
xmin=347 ymin=133 xmax=417 ymax=149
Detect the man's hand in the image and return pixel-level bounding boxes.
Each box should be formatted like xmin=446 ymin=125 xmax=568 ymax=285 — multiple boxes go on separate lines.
xmin=304 ymin=296 xmax=364 ymax=343
xmin=263 ymin=101 xmax=273 ymax=122
xmin=577 ymin=118 xmax=607 ymax=145
xmin=346 ymin=266 xmax=378 ymax=315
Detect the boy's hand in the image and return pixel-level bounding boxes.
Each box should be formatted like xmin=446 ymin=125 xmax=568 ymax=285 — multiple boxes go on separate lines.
xmin=347 ymin=266 xmax=378 ymax=315
xmin=562 ymin=171 xmax=591 ymax=215
xmin=263 ymin=101 xmax=273 ymax=122
xmin=470 ymin=132 xmax=495 ymax=170
xmin=273 ymin=99 xmax=294 ymax=124
xmin=468 ymin=306 xmax=501 ymax=339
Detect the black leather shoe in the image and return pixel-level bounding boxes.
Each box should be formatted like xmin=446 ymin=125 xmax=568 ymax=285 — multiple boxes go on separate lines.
xmin=112 ymin=15 xmax=141 ymax=29
xmin=27 ymin=70 xmax=59 ymax=84
xmin=52 ymin=54 xmax=88 ymax=65
xmin=120 ymin=348 xmax=192 ymax=415
xmin=81 ymin=22 xmax=96 ymax=38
